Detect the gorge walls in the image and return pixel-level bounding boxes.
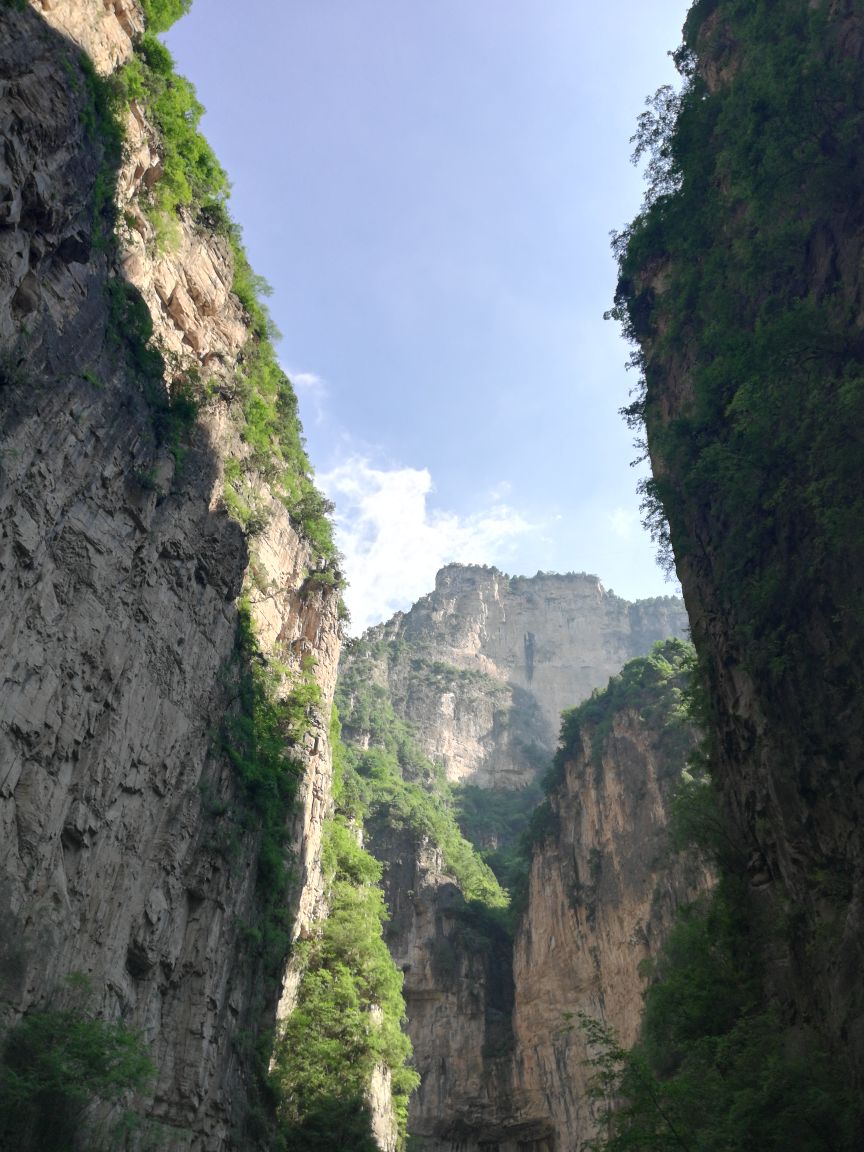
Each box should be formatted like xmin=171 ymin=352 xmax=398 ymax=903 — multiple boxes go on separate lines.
xmin=0 ymin=4 xmax=342 ymax=1147
xmin=509 ymin=647 xmax=711 ymax=1147
xmin=338 ymin=569 xmax=702 ymax=1150
xmin=353 ymin=564 xmax=687 ymax=785
xmin=613 ymin=0 xmax=864 ymax=1083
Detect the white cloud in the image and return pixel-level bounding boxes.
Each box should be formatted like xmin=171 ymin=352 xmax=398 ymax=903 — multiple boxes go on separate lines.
xmin=291 ymin=371 xmax=328 ymax=424
xmin=610 ymin=506 xmax=638 ymax=539
xmin=319 ymin=457 xmax=536 ymax=634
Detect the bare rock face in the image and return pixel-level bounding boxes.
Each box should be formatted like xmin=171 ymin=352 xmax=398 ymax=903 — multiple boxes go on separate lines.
xmin=341 ymin=571 xmax=692 ymax=1149
xmin=359 ymin=564 xmax=688 ymax=787
xmin=511 ymin=705 xmax=711 ymax=1148
xmin=0 ymin=7 xmax=340 ymax=1149
xmin=369 ymin=821 xmax=516 ymax=1151
xmin=358 ymin=648 xmax=710 ymax=1152
xmin=368 ymin=1062 xmax=400 ymax=1152
xmin=33 ymin=0 xmax=143 ymax=74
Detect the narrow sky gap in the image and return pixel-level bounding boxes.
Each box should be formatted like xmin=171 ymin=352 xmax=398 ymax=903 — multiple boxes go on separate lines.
xmin=165 ymin=2 xmax=687 ymax=626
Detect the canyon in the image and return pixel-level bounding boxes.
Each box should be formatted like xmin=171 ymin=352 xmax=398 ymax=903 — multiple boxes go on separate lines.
xmin=1 ymin=1 xmax=862 ymax=1150
xmin=337 ymin=568 xmax=708 ymax=1150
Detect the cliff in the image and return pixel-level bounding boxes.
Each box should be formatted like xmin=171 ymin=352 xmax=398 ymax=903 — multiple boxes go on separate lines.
xmin=510 ymin=644 xmax=711 ymax=1149
xmin=354 ymin=564 xmax=688 ymax=786
xmin=338 ymin=570 xmax=696 ymax=1149
xmin=0 ymin=4 xmax=341 ymax=1148
xmin=612 ymin=0 xmax=864 ymax=1089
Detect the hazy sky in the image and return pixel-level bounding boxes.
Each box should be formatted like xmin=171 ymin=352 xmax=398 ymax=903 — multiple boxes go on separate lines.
xmin=166 ymin=2 xmax=688 ymax=631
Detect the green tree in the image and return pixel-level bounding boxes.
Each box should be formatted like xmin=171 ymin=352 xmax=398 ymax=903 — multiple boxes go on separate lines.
xmin=0 ymin=1009 xmax=154 ymax=1152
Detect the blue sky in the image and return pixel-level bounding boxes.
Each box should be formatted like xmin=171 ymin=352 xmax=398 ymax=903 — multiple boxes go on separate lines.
xmin=166 ymin=2 xmax=688 ymax=631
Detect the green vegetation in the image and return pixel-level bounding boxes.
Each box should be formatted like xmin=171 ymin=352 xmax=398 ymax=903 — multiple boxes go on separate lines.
xmin=453 ymin=779 xmax=542 ymax=903
xmin=269 ymin=712 xmax=419 ymax=1151
xmin=580 ymin=851 xmax=862 ymax=1150
xmin=0 ymin=1008 xmax=153 ymax=1152
xmin=611 ymin=0 xmax=864 ymax=716
xmin=571 ymin=659 xmax=861 ymax=1147
xmin=229 ymin=306 xmax=339 ymax=562
xmin=526 ymin=639 xmax=695 ymax=844
xmin=606 ymin=1 xmax=864 ymax=1124
xmin=337 ymin=641 xmax=695 ymax=930
xmin=77 ymin=57 xmax=124 ymax=249
xmin=114 ymin=30 xmax=337 ymax=558
xmin=71 ymin=7 xmax=337 ymax=560
xmin=558 ymin=638 xmax=694 ymax=776
xmin=67 ymin=36 xmax=200 ymax=459
xmin=139 ymin=0 xmax=192 ymax=34
xmin=118 ymin=34 xmax=228 ymax=240
xmin=219 ymin=600 xmax=321 ymax=975
xmin=337 ymin=641 xmax=508 ymax=909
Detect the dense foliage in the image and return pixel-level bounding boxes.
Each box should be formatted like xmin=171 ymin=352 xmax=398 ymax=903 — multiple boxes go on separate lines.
xmin=139 ymin=0 xmax=192 ymax=35
xmin=605 ymin=0 xmax=864 ymax=1125
xmin=337 ymin=641 xmax=508 ymax=909
xmin=218 ymin=600 xmax=322 ymax=975
xmin=269 ymin=713 xmax=419 ymax=1151
xmin=566 ymin=661 xmax=860 ymax=1146
xmin=0 ymin=1007 xmax=153 ymax=1151
xmin=612 ymin=0 xmax=864 ymax=716
xmin=522 ymin=639 xmax=695 ymax=860
xmin=452 ymin=779 xmax=542 ymax=905
xmin=119 ymin=34 xmax=228 ymax=238
xmin=581 ymin=831 xmax=862 ymax=1150
xmin=558 ymin=637 xmax=693 ymax=771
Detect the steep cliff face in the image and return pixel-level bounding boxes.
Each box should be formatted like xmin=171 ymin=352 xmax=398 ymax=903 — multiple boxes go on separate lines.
xmin=511 ymin=649 xmax=711 ymax=1148
xmin=367 ymin=819 xmax=517 ymax=1152
xmin=339 ymin=572 xmax=693 ymax=1149
xmin=613 ymin=0 xmax=864 ymax=1079
xmin=355 ymin=564 xmax=688 ymax=786
xmin=0 ymin=5 xmax=340 ymax=1148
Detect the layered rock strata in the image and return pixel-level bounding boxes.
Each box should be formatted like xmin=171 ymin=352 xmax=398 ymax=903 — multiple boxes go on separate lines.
xmin=355 ymin=564 xmax=688 ymax=787
xmin=341 ymin=570 xmax=693 ymax=1149
xmin=510 ymin=699 xmax=711 ymax=1148
xmin=0 ymin=6 xmax=340 ymax=1148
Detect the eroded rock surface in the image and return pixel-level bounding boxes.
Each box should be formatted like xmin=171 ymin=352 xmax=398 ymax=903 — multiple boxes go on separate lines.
xmin=341 ymin=570 xmax=693 ymax=1150
xmin=34 ymin=0 xmax=143 ymax=74
xmin=0 ymin=7 xmax=340 ymax=1148
xmin=355 ymin=564 xmax=688 ymax=787
xmin=510 ymin=707 xmax=711 ymax=1148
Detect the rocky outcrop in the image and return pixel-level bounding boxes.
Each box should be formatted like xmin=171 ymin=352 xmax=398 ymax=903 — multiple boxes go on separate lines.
xmin=355 ymin=564 xmax=688 ymax=787
xmin=341 ymin=572 xmax=692 ymax=1149
xmin=369 ymin=821 xmax=516 ymax=1151
xmin=33 ymin=0 xmax=142 ymax=75
xmin=511 ymin=692 xmax=711 ymax=1148
xmin=358 ymin=643 xmax=709 ymax=1152
xmin=0 ymin=6 xmax=340 ymax=1148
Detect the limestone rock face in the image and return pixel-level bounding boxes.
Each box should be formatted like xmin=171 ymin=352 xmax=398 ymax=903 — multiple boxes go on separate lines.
xmin=0 ymin=8 xmax=340 ymax=1149
xmin=358 ymin=564 xmax=688 ymax=787
xmin=33 ymin=0 xmax=143 ymax=74
xmin=116 ymin=102 xmax=249 ymax=369
xmin=510 ymin=710 xmax=711 ymax=1148
xmin=341 ymin=569 xmax=692 ymax=1149
xmin=369 ymin=820 xmax=516 ymax=1151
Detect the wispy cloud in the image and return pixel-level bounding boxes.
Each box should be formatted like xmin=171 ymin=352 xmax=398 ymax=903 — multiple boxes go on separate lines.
xmin=292 ymin=371 xmax=329 ymax=425
xmin=319 ymin=457 xmax=536 ymax=633
xmin=610 ymin=506 xmax=638 ymax=539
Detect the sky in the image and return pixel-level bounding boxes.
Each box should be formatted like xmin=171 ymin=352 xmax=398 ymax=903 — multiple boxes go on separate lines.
xmin=165 ymin=2 xmax=689 ymax=632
